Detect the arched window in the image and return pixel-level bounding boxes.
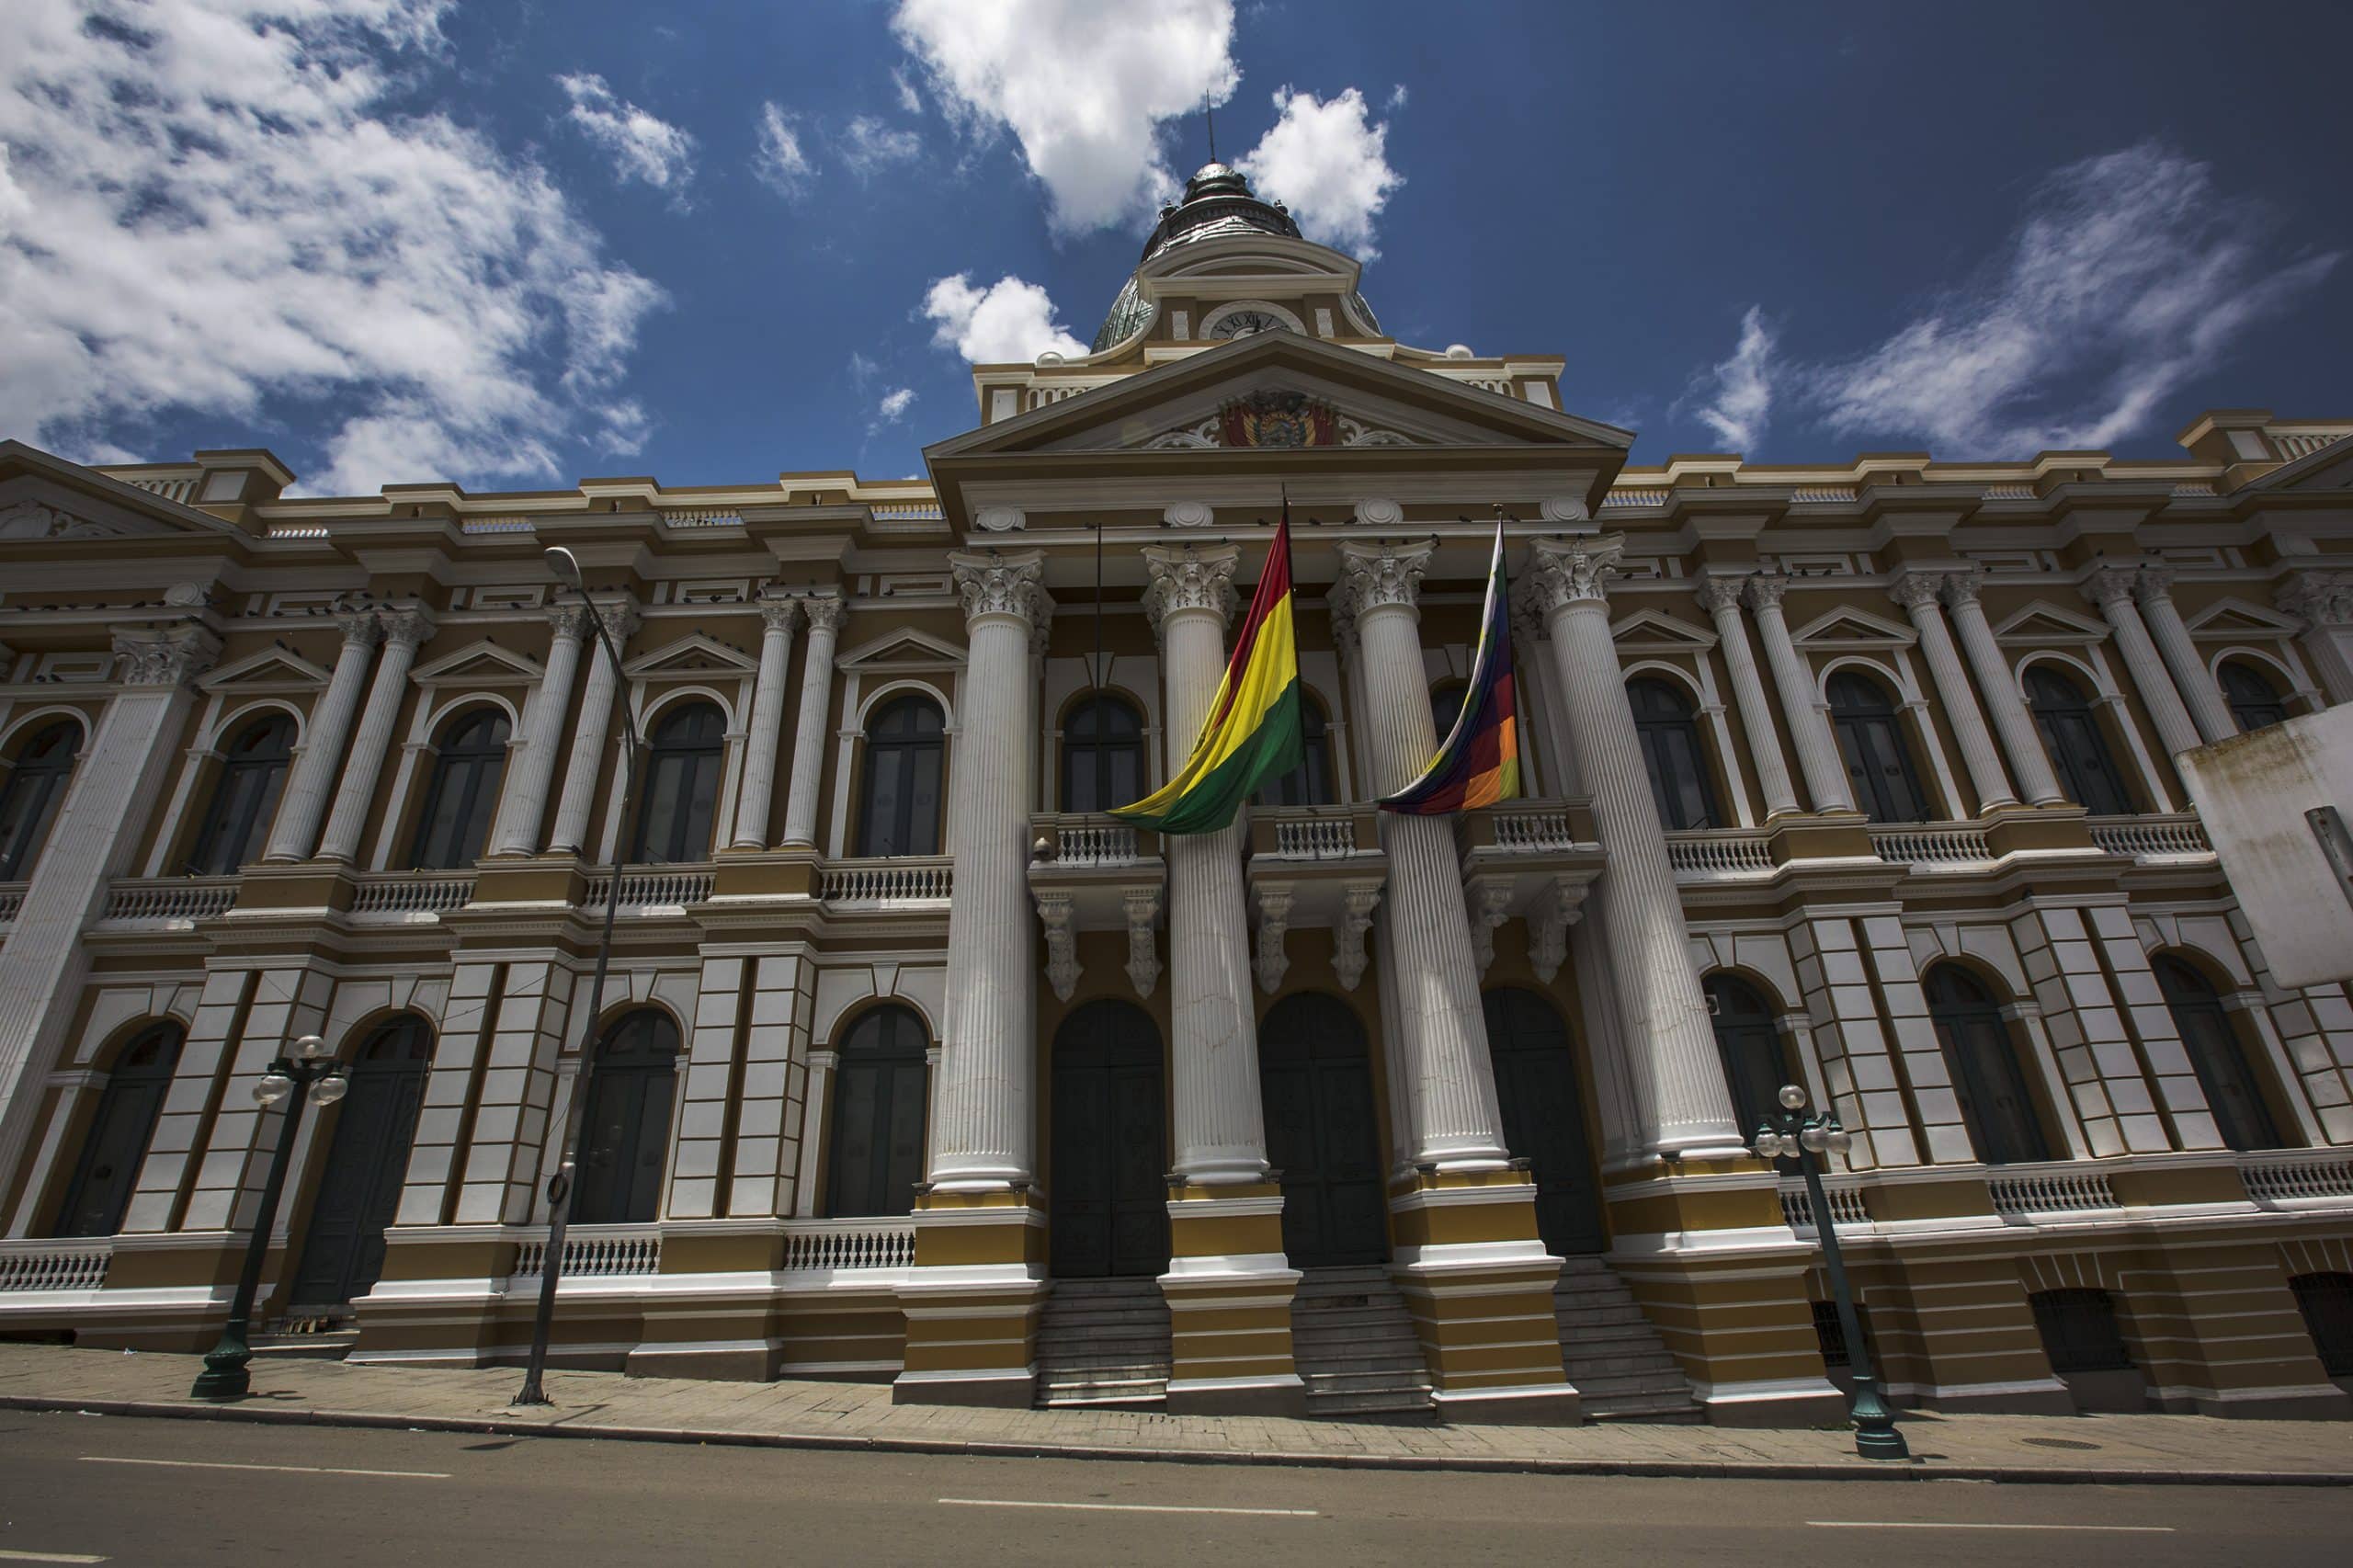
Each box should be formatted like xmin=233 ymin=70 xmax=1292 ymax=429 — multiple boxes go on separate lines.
xmin=190 ymin=712 xmax=297 ymax=874
xmin=407 ymin=709 xmax=510 ymax=869
xmin=629 ymin=701 xmax=725 ymax=863
xmin=825 ymin=1005 xmax=930 ymax=1218
xmin=1061 ymin=694 xmax=1144 ymax=814
xmin=856 ymin=694 xmax=945 ymax=857
xmin=2218 ymin=660 xmax=2290 ymax=733
xmin=1705 ymin=974 xmax=1787 ymax=1136
xmin=1428 ymin=680 xmax=1468 ymax=752
xmin=1827 ymin=671 xmax=1927 ymax=823
xmin=1923 ymin=964 xmax=2049 ymax=1165
xmin=571 ymin=1009 xmax=679 ymax=1224
xmin=0 ymin=720 xmax=80 ymax=881
xmin=2024 ymin=665 xmax=2133 ymax=815
xmin=1628 ymin=676 xmax=1722 ymax=829
xmin=289 ymin=1015 xmax=432 ymax=1307
xmin=1258 ymin=693 xmax=1334 ymax=807
xmin=2152 ymin=956 xmax=2285 ymax=1152
xmin=52 ymin=1022 xmax=183 ymax=1237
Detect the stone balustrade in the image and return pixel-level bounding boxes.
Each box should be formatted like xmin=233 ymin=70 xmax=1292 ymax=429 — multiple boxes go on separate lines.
xmin=820 ymin=858 xmax=953 ymax=905
xmin=510 ymin=1225 xmax=662 ymax=1279
xmin=0 ymin=1237 xmax=113 ymax=1292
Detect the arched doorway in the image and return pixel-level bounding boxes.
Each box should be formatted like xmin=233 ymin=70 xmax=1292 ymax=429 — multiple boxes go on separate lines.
xmin=574 ymin=1009 xmax=681 ymax=1224
xmin=1484 ymin=988 xmax=1605 ymax=1255
xmin=1259 ymin=994 xmax=1387 ymax=1267
xmin=289 ymin=1017 xmax=432 ymax=1308
xmin=53 ymin=1022 xmax=182 ymax=1238
xmin=2153 ymin=955 xmax=2286 ymax=1152
xmin=1706 ymin=973 xmax=1790 ymax=1138
xmin=1050 ymin=1000 xmax=1167 ymax=1278
xmin=825 ymin=1005 xmax=930 ymax=1217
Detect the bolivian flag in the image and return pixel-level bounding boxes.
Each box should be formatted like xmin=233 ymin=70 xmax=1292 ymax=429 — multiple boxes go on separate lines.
xmin=1112 ymin=511 xmax=1303 ymax=835
xmin=1380 ymin=521 xmax=1519 ymax=813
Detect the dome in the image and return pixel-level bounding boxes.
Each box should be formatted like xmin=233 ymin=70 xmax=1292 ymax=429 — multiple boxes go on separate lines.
xmin=1091 ymin=164 xmax=1380 ymax=352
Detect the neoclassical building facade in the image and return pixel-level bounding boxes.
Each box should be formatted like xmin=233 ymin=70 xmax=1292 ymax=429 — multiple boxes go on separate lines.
xmin=4 ymin=165 xmax=2352 ymax=1424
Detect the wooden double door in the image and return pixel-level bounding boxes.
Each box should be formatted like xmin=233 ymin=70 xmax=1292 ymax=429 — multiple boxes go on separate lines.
xmin=290 ymin=1018 xmax=431 ymax=1309
xmin=1259 ymin=994 xmax=1388 ymax=1267
xmin=1485 ymin=988 xmax=1606 ymax=1256
xmin=1050 ymin=1000 xmax=1169 ymax=1278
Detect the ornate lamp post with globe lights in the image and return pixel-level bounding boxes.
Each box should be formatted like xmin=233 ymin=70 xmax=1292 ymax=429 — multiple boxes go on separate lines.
xmin=1754 ymin=1083 xmax=1909 ymax=1460
xmin=190 ymin=1033 xmax=348 ymax=1400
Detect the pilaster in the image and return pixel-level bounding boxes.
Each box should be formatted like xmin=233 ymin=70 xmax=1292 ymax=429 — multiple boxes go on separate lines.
xmin=547 ymin=600 xmax=638 ymax=857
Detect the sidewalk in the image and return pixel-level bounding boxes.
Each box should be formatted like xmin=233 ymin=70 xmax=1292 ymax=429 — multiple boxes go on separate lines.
xmin=3 ymin=1343 xmax=2347 ymax=1485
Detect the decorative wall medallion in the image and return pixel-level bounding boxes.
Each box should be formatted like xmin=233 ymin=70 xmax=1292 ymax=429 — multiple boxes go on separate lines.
xmin=1539 ymin=495 xmax=1591 ymax=523
xmin=1220 ymin=391 xmax=1337 ymax=449
xmin=973 ymin=506 xmax=1025 ymax=532
xmin=1353 ymin=497 xmax=1404 ymax=528
xmin=1163 ymin=501 xmax=1213 ymax=528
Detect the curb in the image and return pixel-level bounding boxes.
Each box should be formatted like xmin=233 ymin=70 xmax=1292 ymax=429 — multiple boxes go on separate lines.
xmin=6 ymin=1393 xmax=2348 ymax=1487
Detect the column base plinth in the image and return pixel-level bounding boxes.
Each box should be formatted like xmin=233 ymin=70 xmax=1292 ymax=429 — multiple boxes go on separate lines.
xmin=1387 ymin=1174 xmax=1573 ymax=1416
xmin=1161 ymin=1184 xmax=1302 ymax=1406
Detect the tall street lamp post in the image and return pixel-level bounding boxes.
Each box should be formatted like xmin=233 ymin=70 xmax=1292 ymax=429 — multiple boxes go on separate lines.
xmin=1753 ymin=1083 xmax=1910 ymax=1461
xmin=190 ymin=1033 xmax=348 ymax=1400
xmin=514 ymin=545 xmax=642 ymax=1408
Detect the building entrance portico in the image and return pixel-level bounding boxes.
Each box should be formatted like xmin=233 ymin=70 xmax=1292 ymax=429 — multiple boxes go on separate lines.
xmin=1259 ymin=993 xmax=1386 ymax=1268
xmin=1049 ymin=1000 xmax=1170 ymax=1279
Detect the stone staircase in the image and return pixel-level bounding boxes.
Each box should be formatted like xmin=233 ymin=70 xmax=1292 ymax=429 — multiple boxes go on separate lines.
xmin=1290 ymin=1266 xmax=1436 ymax=1419
xmin=1553 ymin=1256 xmax=1701 ymax=1422
xmin=249 ymin=1309 xmax=359 ymax=1362
xmin=1032 ymin=1278 xmax=1172 ymax=1410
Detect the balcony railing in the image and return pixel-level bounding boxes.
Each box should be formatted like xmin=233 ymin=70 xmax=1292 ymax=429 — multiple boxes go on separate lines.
xmin=1870 ymin=824 xmax=1995 ymax=867
xmin=0 ymin=1237 xmax=113 ymax=1292
xmin=1778 ymin=1179 xmax=1870 ymax=1233
xmin=2088 ymin=813 xmax=2214 ymax=860
xmin=1987 ymin=1165 xmax=2120 ymax=1218
xmin=98 ymin=878 xmax=240 ymax=925
xmin=779 ymin=1217 xmax=917 ymax=1272
xmin=2238 ymin=1149 xmax=2353 ymax=1205
xmin=0 ymin=881 xmax=24 ymax=928
xmin=1483 ymin=804 xmax=1582 ymax=853
xmin=349 ymin=871 xmax=476 ymax=916
xmin=1267 ymin=813 xmax=1358 ymax=859
xmin=510 ymin=1225 xmax=662 ymax=1279
xmin=819 ymin=858 xmax=952 ymax=905
xmin=583 ymin=869 xmax=715 ymax=910
xmin=1665 ymin=829 xmax=1774 ymax=876
xmin=1035 ymin=816 xmax=1142 ymax=868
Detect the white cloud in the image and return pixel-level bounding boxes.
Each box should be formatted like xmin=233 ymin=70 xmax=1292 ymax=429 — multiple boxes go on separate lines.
xmin=1685 ymin=306 xmax=1776 ymax=451
xmin=839 ymin=115 xmax=922 ymax=180
xmin=557 ymin=72 xmax=697 ymax=198
xmin=0 ymin=0 xmax=663 ymax=494
xmin=892 ymin=68 xmax=923 ymax=116
xmin=1805 ymin=143 xmax=2339 ymax=453
xmin=754 ymin=102 xmax=814 ymax=199
xmin=877 ymin=388 xmax=916 ymax=422
xmin=1236 ymin=86 xmax=1402 ymax=260
xmin=922 ymin=274 xmax=1087 ymax=363
xmin=892 ymin=0 xmax=1238 ymax=234
xmin=1386 ymin=84 xmax=1408 ymax=109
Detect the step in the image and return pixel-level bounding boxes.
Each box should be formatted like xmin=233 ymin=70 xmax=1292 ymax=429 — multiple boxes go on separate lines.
xmin=247 ymin=1329 xmax=359 ymax=1361
xmin=1307 ymin=1388 xmax=1437 ymax=1418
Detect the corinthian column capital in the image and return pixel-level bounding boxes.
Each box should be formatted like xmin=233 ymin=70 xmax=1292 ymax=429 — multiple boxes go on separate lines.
xmin=758 ymin=596 xmax=802 ymax=635
xmin=1141 ymin=544 xmax=1238 ymax=635
xmin=1887 ymin=571 xmax=1945 ymax=611
xmin=2084 ymin=565 xmax=2141 ymax=608
xmin=1333 ymin=540 xmax=1433 ymax=620
xmin=1524 ymin=534 xmax=1624 ymax=616
xmin=949 ymin=549 xmax=1050 ymax=631
xmin=1741 ymin=573 xmax=1789 ymax=612
xmin=378 ymin=605 xmax=436 ymax=649
xmin=2279 ymin=569 xmax=2353 ymax=629
xmin=112 ymin=624 xmax=222 ymax=689
xmin=1693 ymin=574 xmax=1746 ymax=615
xmin=335 ymin=609 xmax=386 ymax=648
xmin=1938 ymin=569 xmax=1985 ymax=608
xmin=801 ymin=592 xmax=847 ymax=636
xmin=2131 ymin=565 xmax=2178 ymax=604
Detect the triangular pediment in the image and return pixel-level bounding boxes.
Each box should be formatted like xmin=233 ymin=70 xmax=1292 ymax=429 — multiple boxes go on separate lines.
xmin=410 ymin=640 xmax=542 ymax=687
xmin=1610 ymin=608 xmax=1719 ymax=651
xmin=836 ymin=628 xmax=965 ymax=672
xmin=1992 ymin=600 xmax=2111 ymax=646
xmin=0 ymin=443 xmax=253 ymax=540
xmin=624 ymin=631 xmax=759 ymax=679
xmin=2246 ymin=432 xmax=2353 ymax=493
xmin=2183 ymin=597 xmax=2302 ymax=639
xmin=198 ymin=647 xmax=333 ymax=692
xmin=1789 ymin=605 xmax=1917 ymax=649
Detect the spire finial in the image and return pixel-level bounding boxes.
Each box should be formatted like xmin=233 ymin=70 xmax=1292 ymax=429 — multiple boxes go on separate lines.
xmin=1204 ymin=88 xmax=1217 ymax=165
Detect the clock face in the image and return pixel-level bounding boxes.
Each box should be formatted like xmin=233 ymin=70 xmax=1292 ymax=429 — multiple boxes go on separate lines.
xmin=1209 ymin=309 xmax=1287 ymax=339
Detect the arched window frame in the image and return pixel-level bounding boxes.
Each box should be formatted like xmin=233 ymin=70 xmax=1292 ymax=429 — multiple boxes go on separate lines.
xmin=853 ymin=690 xmax=948 ymax=858
xmin=51 ymin=1019 xmax=185 ymax=1237
xmin=2013 ymin=649 xmax=2177 ymax=814
xmin=2022 ymin=661 xmax=2137 ymax=816
xmin=1921 ymin=962 xmax=2055 ymax=1166
xmin=1822 ymin=665 xmax=1933 ymax=824
xmin=627 ymin=699 xmax=730 ymax=864
xmin=1703 ymin=972 xmax=1792 ymax=1136
xmin=569 ymin=1006 xmax=682 ymax=1225
xmin=188 ymin=708 xmax=301 ymax=874
xmin=2214 ymin=655 xmax=2294 ymax=733
xmin=2150 ymin=952 xmax=2294 ymax=1152
xmin=0 ymin=714 xmax=85 ymax=881
xmin=1058 ymin=690 xmax=1147 ymax=815
xmin=404 ymin=705 xmax=512 ymax=869
xmin=1625 ymin=671 xmax=1726 ymax=830
xmin=822 ymin=1003 xmax=932 ymax=1219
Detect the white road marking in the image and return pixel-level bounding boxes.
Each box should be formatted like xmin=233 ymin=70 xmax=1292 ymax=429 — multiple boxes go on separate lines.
xmin=939 ymin=1498 xmax=1317 ymax=1518
xmin=78 ymin=1455 xmax=450 ymax=1480
xmin=0 ymin=1551 xmax=110 ymax=1563
xmin=1808 ymin=1521 xmax=2175 ymax=1533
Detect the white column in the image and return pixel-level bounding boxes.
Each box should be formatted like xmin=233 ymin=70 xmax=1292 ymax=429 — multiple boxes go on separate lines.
xmin=1144 ymin=546 xmax=1270 ymax=1183
xmin=263 ymin=611 xmax=381 ymax=861
xmin=928 ymin=551 xmax=1049 ymax=1188
xmin=2279 ymin=571 xmax=2353 ymax=706
xmin=1743 ymin=574 xmax=1855 ymax=812
xmin=1696 ymin=575 xmax=1800 ymax=818
xmin=731 ymin=597 xmax=801 ymax=849
xmin=2134 ymin=569 xmax=2234 ymax=743
xmin=547 ymin=601 xmax=638 ymax=857
xmin=1335 ymin=542 xmax=1512 ymax=1169
xmin=1891 ymin=572 xmax=2017 ymax=811
xmin=489 ymin=606 xmax=587 ymax=856
xmin=1529 ymin=537 xmax=1745 ymax=1161
xmin=779 ymin=595 xmax=845 ymax=848
xmin=316 ymin=606 xmax=434 ymax=863
xmin=0 ymin=624 xmax=220 ymax=1206
xmin=1941 ymin=573 xmax=2066 ymax=806
xmin=2085 ymin=568 xmax=2203 ymax=757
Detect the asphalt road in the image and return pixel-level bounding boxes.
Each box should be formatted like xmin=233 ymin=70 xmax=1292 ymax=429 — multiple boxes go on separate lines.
xmin=1 ymin=1412 xmax=2346 ymax=1566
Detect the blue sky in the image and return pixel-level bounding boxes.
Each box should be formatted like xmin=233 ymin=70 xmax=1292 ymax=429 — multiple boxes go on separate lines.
xmin=3 ymin=0 xmax=2347 ymax=494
